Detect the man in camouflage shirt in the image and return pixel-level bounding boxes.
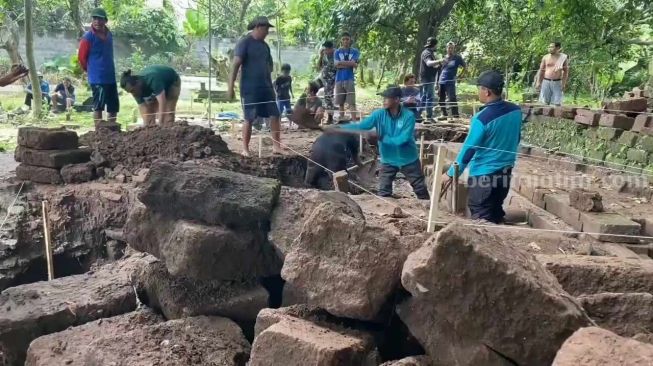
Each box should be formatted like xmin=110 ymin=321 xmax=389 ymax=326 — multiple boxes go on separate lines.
xmin=317 ymin=40 xmax=336 ymax=123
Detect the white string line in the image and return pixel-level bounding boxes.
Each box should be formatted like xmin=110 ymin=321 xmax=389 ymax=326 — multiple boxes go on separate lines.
xmin=0 ymin=181 xmax=25 ymax=232
xmin=263 ymin=132 xmax=653 ymax=241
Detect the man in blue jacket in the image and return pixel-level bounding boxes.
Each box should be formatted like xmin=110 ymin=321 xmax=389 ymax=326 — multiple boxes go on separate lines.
xmin=445 ymin=70 xmax=522 ymax=223
xmin=331 ymin=85 xmax=429 ymax=200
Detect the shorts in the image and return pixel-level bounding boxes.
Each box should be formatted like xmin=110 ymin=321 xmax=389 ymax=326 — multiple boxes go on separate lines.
xmin=91 ymin=83 xmax=120 ymax=113
xmin=335 ymin=80 xmax=356 ymax=107
xmin=539 ymin=79 xmax=563 ymax=106
xmin=242 ymin=89 xmax=280 ymax=122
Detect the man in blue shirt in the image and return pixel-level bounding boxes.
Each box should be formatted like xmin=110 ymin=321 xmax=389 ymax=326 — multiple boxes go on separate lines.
xmin=24 ymin=72 xmax=51 ymax=109
xmin=330 ymin=85 xmax=429 ymax=200
xmin=334 ymin=32 xmax=360 ymax=120
xmin=445 ymin=71 xmax=522 ymax=223
xmin=438 ymin=41 xmax=466 ymax=118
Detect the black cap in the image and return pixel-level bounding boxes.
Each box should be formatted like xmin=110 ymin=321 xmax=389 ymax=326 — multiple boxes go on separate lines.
xmin=250 ymin=16 xmax=274 ymax=28
xmin=322 ymin=40 xmax=334 ymax=48
xmin=476 ymin=70 xmax=504 ymax=91
xmin=424 ymin=37 xmax=437 ymax=48
xmin=378 ymin=85 xmax=403 ymax=98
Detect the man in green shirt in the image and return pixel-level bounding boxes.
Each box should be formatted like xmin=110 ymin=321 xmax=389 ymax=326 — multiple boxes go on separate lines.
xmin=120 ymin=65 xmax=181 ymax=127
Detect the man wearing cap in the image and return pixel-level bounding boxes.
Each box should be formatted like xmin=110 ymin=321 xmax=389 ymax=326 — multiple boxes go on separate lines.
xmin=438 ymin=41 xmax=466 ymax=118
xmin=228 ymin=16 xmax=282 ymax=157
xmin=331 ymin=85 xmax=430 ymax=200
xmin=444 ymin=71 xmax=522 ymax=224
xmin=419 ymin=37 xmax=441 ymax=120
xmin=24 ymin=72 xmax=51 ymax=109
xmin=317 ymin=40 xmax=336 ymax=123
xmin=78 ymin=8 xmax=119 ymax=126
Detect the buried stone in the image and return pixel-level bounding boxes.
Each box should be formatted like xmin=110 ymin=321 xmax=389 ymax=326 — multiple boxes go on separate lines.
xmin=398 ymin=223 xmax=590 ymax=366
xmin=552 ymin=327 xmax=653 ymax=365
xmin=569 ymin=188 xmax=603 ymax=212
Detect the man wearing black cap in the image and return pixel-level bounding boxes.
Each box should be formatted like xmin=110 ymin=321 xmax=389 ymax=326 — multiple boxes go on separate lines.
xmin=317 ymin=40 xmax=336 ymax=123
xmin=228 ymin=16 xmax=282 ymax=157
xmin=444 ymin=71 xmax=522 ymax=223
xmin=332 ymin=85 xmax=430 ymax=200
xmin=419 ymin=37 xmax=441 ymax=120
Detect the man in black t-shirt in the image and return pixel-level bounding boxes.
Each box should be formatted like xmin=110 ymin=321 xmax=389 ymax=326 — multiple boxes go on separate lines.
xmin=51 ymin=77 xmax=76 ymax=112
xmin=228 ymin=16 xmax=282 ymax=157
xmin=419 ymin=37 xmax=441 ymax=120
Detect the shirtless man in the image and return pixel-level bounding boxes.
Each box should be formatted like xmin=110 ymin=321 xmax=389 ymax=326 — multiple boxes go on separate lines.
xmin=536 ymin=41 xmax=569 ymax=106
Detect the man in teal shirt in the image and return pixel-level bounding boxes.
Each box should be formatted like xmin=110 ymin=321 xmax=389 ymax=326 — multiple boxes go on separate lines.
xmin=445 ymin=70 xmax=522 ymax=223
xmin=329 ymin=85 xmax=429 ymax=199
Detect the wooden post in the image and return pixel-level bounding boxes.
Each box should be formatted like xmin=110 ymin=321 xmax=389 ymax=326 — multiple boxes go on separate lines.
xmin=419 ymin=133 xmax=425 ymax=164
xmin=41 ymin=201 xmax=54 ymax=281
xmin=258 ymin=135 xmax=263 ymax=158
xmin=359 ymin=134 xmax=364 ymax=156
xmin=451 ymin=162 xmax=459 ymax=214
xmin=427 ymin=144 xmax=446 ymax=232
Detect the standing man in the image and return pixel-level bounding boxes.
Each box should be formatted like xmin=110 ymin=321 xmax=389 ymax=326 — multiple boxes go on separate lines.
xmin=419 ymin=37 xmax=440 ymax=120
xmin=444 ymin=71 xmax=522 ymax=224
xmin=332 ymin=85 xmax=430 ymax=200
xmin=228 ymin=16 xmax=282 ymax=157
xmin=78 ymin=8 xmax=119 ymax=126
xmin=317 ymin=40 xmax=336 ymax=123
xmin=438 ymin=41 xmax=466 ymax=118
xmin=334 ymin=32 xmax=360 ymax=120
xmin=536 ymin=41 xmax=569 ymax=106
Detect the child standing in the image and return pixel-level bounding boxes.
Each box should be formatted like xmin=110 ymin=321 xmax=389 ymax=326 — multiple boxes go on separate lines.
xmin=274 ymin=63 xmax=294 ymax=116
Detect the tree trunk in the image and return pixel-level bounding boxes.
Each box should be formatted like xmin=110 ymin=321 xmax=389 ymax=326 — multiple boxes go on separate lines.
xmin=25 ymin=0 xmax=43 ymax=119
xmin=412 ymin=0 xmax=459 ymax=75
xmin=237 ymin=0 xmax=253 ymax=35
xmin=0 ymin=17 xmax=23 ymax=65
xmin=68 ymin=0 xmax=85 ymax=38
xmin=377 ymin=61 xmax=386 ymax=90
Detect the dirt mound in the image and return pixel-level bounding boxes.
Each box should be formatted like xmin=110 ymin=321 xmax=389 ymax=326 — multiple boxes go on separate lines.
xmin=80 ymin=124 xmax=230 ymax=172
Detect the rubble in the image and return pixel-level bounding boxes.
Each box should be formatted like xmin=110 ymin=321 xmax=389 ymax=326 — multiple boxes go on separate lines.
xmin=552 ymin=327 xmax=653 ymax=365
xmin=398 ymin=223 xmax=590 ymax=365
xmin=380 ymin=356 xmax=431 ymax=366
xmin=0 ymin=253 xmax=156 ymax=365
xmin=25 ymin=310 xmax=251 ymax=366
xmin=578 ymin=292 xmax=653 ymax=337
xmin=569 ymin=188 xmax=603 ymax=212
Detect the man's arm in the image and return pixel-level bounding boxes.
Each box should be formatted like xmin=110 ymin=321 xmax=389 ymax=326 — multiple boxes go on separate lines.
xmin=227 ymin=56 xmax=242 ymax=100
xmin=78 ymin=37 xmax=90 ymax=72
xmin=339 ymin=111 xmax=377 ymax=131
xmin=536 ymin=56 xmax=546 ymax=87
xmin=447 ymin=117 xmax=485 ymax=176
xmin=155 ymin=91 xmax=167 ymax=125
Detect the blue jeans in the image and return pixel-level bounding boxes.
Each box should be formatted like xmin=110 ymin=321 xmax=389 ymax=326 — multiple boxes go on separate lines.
xmin=277 ymin=100 xmax=292 ymax=116
xmin=420 ymin=83 xmax=435 ymax=118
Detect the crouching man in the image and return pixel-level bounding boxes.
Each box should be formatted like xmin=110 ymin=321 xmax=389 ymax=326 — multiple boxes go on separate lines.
xmin=331 ymin=85 xmax=429 ymax=200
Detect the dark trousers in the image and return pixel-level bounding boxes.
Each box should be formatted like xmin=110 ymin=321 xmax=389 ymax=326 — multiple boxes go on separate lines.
xmin=24 ymin=93 xmax=51 ymax=108
xmin=467 ymin=168 xmax=512 ymax=224
xmin=438 ymin=82 xmax=459 ymax=117
xmin=420 ymin=83 xmax=435 ymax=118
xmin=379 ymin=160 xmax=430 ymax=200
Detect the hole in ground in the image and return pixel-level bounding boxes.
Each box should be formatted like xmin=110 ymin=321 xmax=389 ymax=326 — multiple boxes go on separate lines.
xmin=10 ymin=252 xmax=92 ymax=287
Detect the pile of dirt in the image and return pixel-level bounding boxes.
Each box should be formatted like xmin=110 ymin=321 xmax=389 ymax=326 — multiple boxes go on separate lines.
xmin=80 ymin=124 xmax=230 ymax=173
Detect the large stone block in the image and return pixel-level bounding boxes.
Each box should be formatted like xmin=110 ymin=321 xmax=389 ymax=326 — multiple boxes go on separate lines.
xmin=580 ymin=212 xmax=641 ymax=243
xmin=15 ymin=164 xmax=62 ymax=184
xmin=269 ymin=187 xmax=364 ymax=259
xmin=60 ymin=162 xmax=96 ymax=184
xmin=627 ymin=148 xmax=650 ymax=164
xmin=249 ymin=318 xmax=375 ymax=366
xmin=25 ymin=311 xmax=251 ymax=366
xmin=569 ymin=188 xmax=603 ymax=212
xmin=138 ymin=160 xmax=281 ymax=229
xmin=14 ymin=146 xmax=91 ymax=168
xmin=599 ymin=113 xmax=635 ymax=129
xmin=544 ymin=194 xmax=583 ymax=231
xmin=617 ymin=130 xmax=640 ymax=147
xmin=596 ymin=126 xmax=623 ymax=141
xmin=632 ymin=114 xmax=653 ymax=132
xmin=281 ymin=199 xmax=414 ymax=321
xmin=125 ymin=204 xmax=281 ymax=281
xmin=398 ymin=224 xmax=590 ymax=366
xmin=17 ymin=127 xmax=78 ymax=150
xmin=640 ymin=135 xmax=653 ymax=153
xmin=574 ymin=110 xmax=600 ymax=126
xmin=537 ymin=254 xmax=653 ymax=295
xmin=604 ymin=98 xmax=648 ymax=113
xmin=552 ymin=327 xmax=653 ymax=365
xmin=0 ymin=253 xmax=156 ymax=366
xmin=578 ymin=292 xmax=653 ymax=337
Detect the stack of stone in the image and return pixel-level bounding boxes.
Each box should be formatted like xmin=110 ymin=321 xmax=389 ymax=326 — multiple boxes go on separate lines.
xmin=15 ymin=127 xmax=94 ymax=184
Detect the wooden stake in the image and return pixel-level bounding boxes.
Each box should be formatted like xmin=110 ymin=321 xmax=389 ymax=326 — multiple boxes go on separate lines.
xmin=419 ymin=133 xmax=425 ymax=164
xmin=41 ymin=201 xmax=54 ymax=281
xmin=359 ymin=134 xmax=364 ymax=155
xmin=427 ymin=144 xmax=446 ymax=233
xmin=258 ymin=135 xmax=263 ymax=158
xmin=451 ymin=162 xmax=459 ymax=214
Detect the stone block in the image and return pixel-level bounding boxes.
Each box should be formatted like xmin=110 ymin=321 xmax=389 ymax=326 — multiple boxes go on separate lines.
xmin=627 ymin=148 xmax=649 ymax=164
xmin=599 ymin=114 xmax=635 ymax=130
xmin=249 ymin=319 xmax=375 ymax=366
xmin=632 ymin=114 xmax=653 ymax=132
xmin=332 ymin=170 xmax=350 ymax=193
xmin=640 ymin=135 xmax=653 ymax=153
xmin=617 ymin=131 xmax=639 ymax=147
xmin=544 ymin=194 xmax=583 ymax=231
xmin=577 ymin=292 xmax=653 ymax=337
xmin=541 ymin=107 xmax=555 ymax=117
xmin=597 ymin=126 xmax=623 ymax=141
xmin=14 ymin=146 xmax=91 ymax=168
xmin=95 ymin=121 xmax=121 ymax=132
xmin=569 ymin=188 xmax=603 ymax=212
xmin=60 ymin=162 xmax=96 ymax=184
xmin=532 ymin=188 xmax=549 ymax=208
xmin=15 ymin=164 xmax=62 ymax=184
xmin=17 ymin=127 xmax=78 ymax=150
xmin=580 ymin=212 xmax=641 ymax=243
xmin=554 ymin=106 xmax=577 ymax=119
xmin=552 ymin=327 xmax=653 ymax=365
xmin=537 ymin=254 xmax=653 ymax=295
xmin=442 ymin=181 xmax=468 ymax=215
xmin=604 ymin=98 xmax=648 ymax=113
xmin=575 ymin=110 xmax=601 ymax=126
xmin=585 ymin=149 xmax=606 ymax=162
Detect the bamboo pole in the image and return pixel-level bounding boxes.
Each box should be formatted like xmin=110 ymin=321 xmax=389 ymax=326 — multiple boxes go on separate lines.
xmin=419 ymin=133 xmax=425 ymax=164
xmin=427 ymin=144 xmax=446 ymax=233
xmin=451 ymin=162 xmax=459 ymax=214
xmin=258 ymin=135 xmax=263 ymax=158
xmin=41 ymin=201 xmax=54 ymax=281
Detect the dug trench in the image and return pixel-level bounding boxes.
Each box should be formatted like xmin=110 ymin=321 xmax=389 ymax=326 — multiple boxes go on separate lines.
xmin=3 ymin=123 xmax=653 ymax=365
